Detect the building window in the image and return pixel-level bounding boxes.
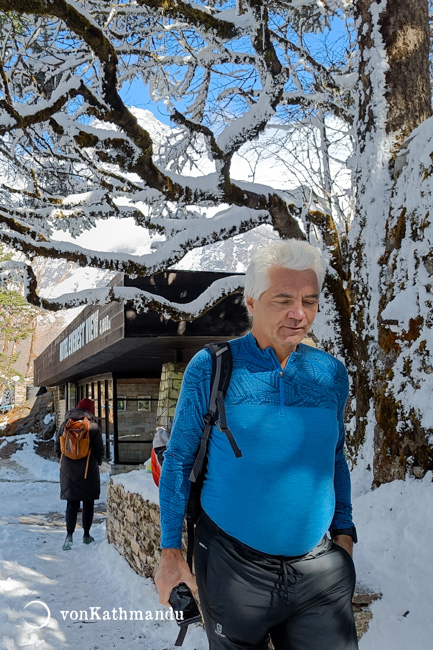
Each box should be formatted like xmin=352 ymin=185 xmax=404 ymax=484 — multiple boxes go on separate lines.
xmin=117 ymin=397 xmax=126 ymax=411
xmin=138 ymin=396 xmax=151 ymax=412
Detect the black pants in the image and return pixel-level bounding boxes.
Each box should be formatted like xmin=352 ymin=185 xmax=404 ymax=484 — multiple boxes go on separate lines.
xmin=194 ymin=512 xmax=358 ymax=650
xmin=65 ymin=500 xmax=94 ymax=535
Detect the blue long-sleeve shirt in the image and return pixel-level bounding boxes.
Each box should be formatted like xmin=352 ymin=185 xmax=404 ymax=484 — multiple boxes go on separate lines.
xmin=159 ymin=332 xmax=354 ymax=556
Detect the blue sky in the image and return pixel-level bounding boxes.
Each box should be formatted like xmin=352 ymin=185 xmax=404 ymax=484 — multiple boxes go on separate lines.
xmin=118 ymin=11 xmax=350 ymax=128
xmin=121 ymin=78 xmax=172 ymax=125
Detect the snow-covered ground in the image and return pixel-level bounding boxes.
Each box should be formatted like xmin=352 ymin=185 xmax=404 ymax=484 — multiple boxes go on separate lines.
xmin=0 ymin=434 xmax=206 ymax=650
xmin=0 ymin=433 xmax=432 ymax=649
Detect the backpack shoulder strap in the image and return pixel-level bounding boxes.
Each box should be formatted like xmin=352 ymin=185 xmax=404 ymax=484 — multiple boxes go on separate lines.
xmin=189 ymin=341 xmax=241 ymax=484
xmin=207 ymin=341 xmax=242 ymax=459
xmin=206 ymin=341 xmax=233 ymax=416
xmin=183 ymin=341 xmax=240 ymax=641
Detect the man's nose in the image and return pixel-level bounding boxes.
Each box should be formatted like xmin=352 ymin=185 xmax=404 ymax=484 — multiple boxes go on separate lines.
xmin=285 ymin=303 xmax=306 ymax=319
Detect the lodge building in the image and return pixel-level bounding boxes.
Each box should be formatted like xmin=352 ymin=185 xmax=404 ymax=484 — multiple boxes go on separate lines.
xmin=34 ymin=270 xmax=249 ymax=469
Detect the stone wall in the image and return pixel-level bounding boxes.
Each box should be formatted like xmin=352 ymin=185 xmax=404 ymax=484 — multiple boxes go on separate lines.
xmin=106 ymin=472 xmax=381 ymax=640
xmin=156 ymin=362 xmax=186 ymax=428
xmin=106 ymin=477 xmax=163 ymax=577
xmin=106 ymin=470 xmax=186 ymax=578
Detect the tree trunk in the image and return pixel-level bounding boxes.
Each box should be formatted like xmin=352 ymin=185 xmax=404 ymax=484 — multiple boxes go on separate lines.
xmin=352 ymin=0 xmax=432 ymax=484
xmin=380 ymin=0 xmax=431 ymax=146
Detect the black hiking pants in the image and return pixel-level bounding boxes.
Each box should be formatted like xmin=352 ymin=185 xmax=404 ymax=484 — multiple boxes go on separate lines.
xmin=194 ymin=511 xmax=358 ymax=650
xmin=65 ymin=499 xmax=94 ymax=535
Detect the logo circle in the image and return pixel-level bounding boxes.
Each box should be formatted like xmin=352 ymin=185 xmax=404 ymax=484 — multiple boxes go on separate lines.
xmin=23 ymin=600 xmax=51 ymax=629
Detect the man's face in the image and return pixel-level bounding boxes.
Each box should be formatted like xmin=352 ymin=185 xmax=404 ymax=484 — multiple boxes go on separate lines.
xmin=246 ymin=266 xmax=319 ymax=359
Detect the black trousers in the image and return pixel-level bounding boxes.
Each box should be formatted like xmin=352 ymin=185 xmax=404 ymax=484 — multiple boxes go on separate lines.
xmin=194 ymin=512 xmax=358 ymax=650
xmin=65 ymin=500 xmax=94 ymax=535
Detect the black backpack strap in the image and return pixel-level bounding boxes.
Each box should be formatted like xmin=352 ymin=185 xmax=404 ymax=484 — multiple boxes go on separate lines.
xmin=175 ymin=627 xmax=188 ymax=646
xmin=215 ymin=392 xmax=242 ymax=458
xmin=188 ymin=413 xmax=215 ymax=484
xmin=189 ymin=342 xmax=241 ymax=483
xmin=179 ymin=342 xmax=239 ymax=647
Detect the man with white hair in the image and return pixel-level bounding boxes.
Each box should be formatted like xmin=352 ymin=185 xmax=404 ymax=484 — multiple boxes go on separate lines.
xmin=155 ymin=239 xmax=358 ymax=650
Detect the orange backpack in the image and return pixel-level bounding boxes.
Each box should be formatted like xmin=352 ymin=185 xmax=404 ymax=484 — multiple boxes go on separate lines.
xmin=60 ymin=417 xmax=91 ymax=478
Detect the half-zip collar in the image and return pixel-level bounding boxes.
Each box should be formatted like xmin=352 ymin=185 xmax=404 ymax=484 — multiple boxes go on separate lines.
xmin=244 ymin=332 xmax=301 ymax=367
xmin=244 ymin=333 xmax=301 ymax=415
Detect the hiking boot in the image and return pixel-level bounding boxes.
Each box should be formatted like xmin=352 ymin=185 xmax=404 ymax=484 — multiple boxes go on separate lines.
xmin=62 ymin=534 xmax=73 ymax=551
xmin=83 ymin=533 xmax=95 ymax=544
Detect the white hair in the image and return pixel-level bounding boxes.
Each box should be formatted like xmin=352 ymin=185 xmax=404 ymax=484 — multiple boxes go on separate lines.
xmin=244 ymin=239 xmax=326 ymax=302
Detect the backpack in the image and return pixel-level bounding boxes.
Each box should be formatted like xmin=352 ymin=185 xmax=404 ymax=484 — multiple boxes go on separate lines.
xmin=152 ymin=341 xmax=242 ymax=646
xmin=59 ymin=416 xmax=92 ymax=479
xmin=151 ymin=426 xmax=170 ymax=487
xmin=151 ymin=341 xmax=241 ymax=495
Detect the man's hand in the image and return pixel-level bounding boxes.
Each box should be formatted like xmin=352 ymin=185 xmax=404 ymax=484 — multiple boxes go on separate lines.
xmin=333 ymin=534 xmax=354 ymax=558
xmin=154 ymin=548 xmax=198 ymax=606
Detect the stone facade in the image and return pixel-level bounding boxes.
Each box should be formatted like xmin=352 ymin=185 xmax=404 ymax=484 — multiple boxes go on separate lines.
xmin=156 ymin=362 xmax=186 ymax=428
xmin=106 ymin=474 xmax=381 ymax=641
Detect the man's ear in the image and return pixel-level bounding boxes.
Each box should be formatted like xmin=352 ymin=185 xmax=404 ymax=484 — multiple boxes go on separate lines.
xmin=245 ymin=296 xmax=254 ymax=315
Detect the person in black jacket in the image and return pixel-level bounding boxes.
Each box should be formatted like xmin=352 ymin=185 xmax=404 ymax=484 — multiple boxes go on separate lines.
xmin=55 ymin=398 xmax=104 ymax=550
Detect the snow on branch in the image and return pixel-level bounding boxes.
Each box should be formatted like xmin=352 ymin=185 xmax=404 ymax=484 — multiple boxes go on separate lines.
xmin=1 ymin=257 xmax=244 ymax=318
xmin=0 ymin=0 xmax=352 ymax=312
xmin=0 ymin=205 xmax=273 ymax=277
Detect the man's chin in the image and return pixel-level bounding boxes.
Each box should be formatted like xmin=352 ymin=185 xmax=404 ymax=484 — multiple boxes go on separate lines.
xmin=279 ymin=333 xmax=305 ymax=346
xmin=280 ymin=327 xmax=305 ymax=338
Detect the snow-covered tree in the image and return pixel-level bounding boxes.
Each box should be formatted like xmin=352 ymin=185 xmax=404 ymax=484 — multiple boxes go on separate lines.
xmin=0 ymin=0 xmax=432 ymax=485
xmin=350 ymin=0 xmax=432 ymax=484
xmin=0 ymin=246 xmax=38 ymax=398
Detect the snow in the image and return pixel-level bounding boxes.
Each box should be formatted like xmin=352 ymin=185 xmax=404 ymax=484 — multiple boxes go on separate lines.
xmin=54 ymin=217 xmax=158 ymax=257
xmin=33 ymin=274 xmax=246 ymax=317
xmin=13 ymin=78 xmax=81 ymax=118
xmin=111 ymin=469 xmax=159 ymax=505
xmin=352 ymin=471 xmax=433 ymax=649
xmin=1 ymin=432 xmax=432 ymax=649
xmin=0 ymin=433 xmax=205 ymax=650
